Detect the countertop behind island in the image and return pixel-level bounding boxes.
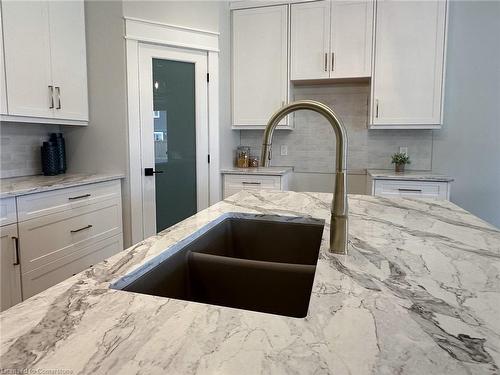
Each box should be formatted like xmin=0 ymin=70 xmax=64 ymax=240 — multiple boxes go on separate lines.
xmin=1 ymin=191 xmax=499 ymax=374
xmin=0 ymin=173 xmax=125 ymax=198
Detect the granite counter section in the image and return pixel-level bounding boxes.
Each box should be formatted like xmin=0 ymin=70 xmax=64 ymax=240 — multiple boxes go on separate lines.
xmin=0 ymin=173 xmax=125 ymax=198
xmin=1 ymin=191 xmax=499 ymax=374
xmin=368 ymin=169 xmax=454 ymax=182
xmin=221 ymin=166 xmax=292 ymax=176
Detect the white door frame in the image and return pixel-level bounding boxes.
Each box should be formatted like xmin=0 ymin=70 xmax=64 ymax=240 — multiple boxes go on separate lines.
xmin=125 ymin=17 xmax=220 ymax=244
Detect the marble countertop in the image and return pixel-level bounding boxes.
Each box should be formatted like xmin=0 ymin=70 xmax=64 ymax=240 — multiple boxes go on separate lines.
xmin=221 ymin=166 xmax=293 ymax=176
xmin=1 ymin=191 xmax=499 ymax=374
xmin=0 ymin=173 xmax=125 ymax=198
xmin=368 ymin=169 xmax=454 ymax=182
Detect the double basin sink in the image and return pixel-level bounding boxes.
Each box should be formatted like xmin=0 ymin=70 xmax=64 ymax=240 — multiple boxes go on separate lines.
xmin=112 ymin=214 xmax=325 ymax=318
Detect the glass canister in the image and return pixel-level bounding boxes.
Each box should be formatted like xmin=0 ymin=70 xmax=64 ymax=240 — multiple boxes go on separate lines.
xmin=236 ymin=146 xmax=250 ymax=168
xmin=249 ymin=155 xmax=259 ymax=168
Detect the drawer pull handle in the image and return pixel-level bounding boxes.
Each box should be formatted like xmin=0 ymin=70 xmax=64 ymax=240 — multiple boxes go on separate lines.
xmin=70 ymin=224 xmax=93 ymax=233
xmin=242 ymin=181 xmax=261 ymax=185
xmin=398 ymin=188 xmax=422 ymax=193
xmin=12 ymin=237 xmax=20 ymax=266
xmin=68 ymin=194 xmax=91 ymax=200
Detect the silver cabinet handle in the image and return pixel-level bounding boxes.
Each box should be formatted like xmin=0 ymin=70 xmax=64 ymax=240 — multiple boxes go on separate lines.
xmin=70 ymin=224 xmax=93 ymax=233
xmin=55 ymin=86 xmax=61 ymax=109
xmin=12 ymin=237 xmax=20 ymax=266
xmin=48 ymin=86 xmax=54 ymax=109
xmin=68 ymin=193 xmax=91 ymax=200
xmin=324 ymin=52 xmax=328 ymax=72
xmin=242 ymin=181 xmax=261 ymax=185
xmin=398 ymin=188 xmax=422 ymax=193
xmin=375 ymin=99 xmax=379 ymax=118
xmin=331 ymin=52 xmax=335 ymax=71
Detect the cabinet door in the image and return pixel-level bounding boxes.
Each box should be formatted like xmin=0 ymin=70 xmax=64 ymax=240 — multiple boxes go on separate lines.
xmin=371 ymin=1 xmax=447 ymax=127
xmin=0 ymin=224 xmax=22 ymax=311
xmin=2 ymin=1 xmax=54 ymax=118
xmin=330 ymin=0 xmax=373 ymax=78
xmin=0 ymin=6 xmax=7 ymax=115
xmin=290 ymin=1 xmax=331 ymax=80
xmin=232 ymin=5 xmax=288 ymax=127
xmin=49 ymin=0 xmax=89 ymax=121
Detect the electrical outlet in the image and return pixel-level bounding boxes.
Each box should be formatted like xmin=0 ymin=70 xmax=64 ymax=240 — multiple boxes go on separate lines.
xmin=280 ymin=145 xmax=288 ymax=156
xmin=399 ymin=146 xmax=408 ymax=155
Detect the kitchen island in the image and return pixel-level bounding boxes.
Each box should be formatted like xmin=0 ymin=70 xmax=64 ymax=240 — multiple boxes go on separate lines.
xmin=1 ymin=191 xmax=499 ymax=374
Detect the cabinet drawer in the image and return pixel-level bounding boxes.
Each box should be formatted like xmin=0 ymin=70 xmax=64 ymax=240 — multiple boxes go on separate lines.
xmin=224 ymin=174 xmax=282 ymax=198
xmin=19 ymin=198 xmax=122 ymax=273
xmin=17 ymin=180 xmax=121 ymax=222
xmin=0 ymin=197 xmax=17 ymax=226
xmin=224 ymin=174 xmax=281 ymax=189
xmin=22 ymin=234 xmax=122 ymax=299
xmin=374 ymin=180 xmax=449 ymax=199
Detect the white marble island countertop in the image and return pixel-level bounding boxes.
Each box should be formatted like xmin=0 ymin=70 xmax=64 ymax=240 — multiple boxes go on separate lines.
xmin=1 ymin=191 xmax=499 ymax=374
xmin=0 ymin=173 xmax=125 ymax=198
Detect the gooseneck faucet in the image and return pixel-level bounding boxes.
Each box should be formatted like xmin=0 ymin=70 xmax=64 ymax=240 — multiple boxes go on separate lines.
xmin=260 ymin=100 xmax=349 ymax=254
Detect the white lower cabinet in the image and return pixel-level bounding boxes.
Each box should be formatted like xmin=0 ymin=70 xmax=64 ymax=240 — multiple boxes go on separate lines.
xmin=369 ymin=179 xmax=451 ymax=200
xmin=0 ymin=223 xmax=22 ymax=311
xmin=17 ymin=180 xmax=123 ymax=299
xmin=21 ymin=235 xmax=122 ymax=299
xmin=0 ymin=180 xmax=123 ymax=306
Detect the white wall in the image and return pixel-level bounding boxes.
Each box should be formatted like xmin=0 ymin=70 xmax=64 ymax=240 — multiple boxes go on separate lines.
xmin=432 ymin=0 xmax=500 ymax=228
xmin=63 ymin=0 xmax=131 ymax=244
xmin=122 ymin=1 xmax=220 ymax=32
xmin=218 ymin=2 xmax=240 ymax=170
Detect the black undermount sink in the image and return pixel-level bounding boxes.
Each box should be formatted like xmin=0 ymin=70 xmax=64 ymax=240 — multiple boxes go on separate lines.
xmin=112 ymin=214 xmax=325 ymax=318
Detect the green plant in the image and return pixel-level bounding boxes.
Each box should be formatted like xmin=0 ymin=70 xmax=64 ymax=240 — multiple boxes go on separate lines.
xmin=391 ymin=152 xmax=411 ymax=165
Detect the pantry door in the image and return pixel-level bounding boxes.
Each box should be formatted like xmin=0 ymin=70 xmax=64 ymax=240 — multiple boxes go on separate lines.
xmin=139 ymin=44 xmax=209 ymax=237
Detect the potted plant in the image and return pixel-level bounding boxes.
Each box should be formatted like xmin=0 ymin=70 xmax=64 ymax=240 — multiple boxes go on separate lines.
xmin=391 ymin=152 xmax=410 ymax=173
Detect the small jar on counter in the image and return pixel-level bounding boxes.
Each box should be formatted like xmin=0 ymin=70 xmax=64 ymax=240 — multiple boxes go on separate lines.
xmin=249 ymin=156 xmax=259 ymax=168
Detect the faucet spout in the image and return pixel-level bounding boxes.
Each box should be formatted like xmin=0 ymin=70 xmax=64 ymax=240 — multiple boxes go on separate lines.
xmin=260 ymin=100 xmax=349 ymax=254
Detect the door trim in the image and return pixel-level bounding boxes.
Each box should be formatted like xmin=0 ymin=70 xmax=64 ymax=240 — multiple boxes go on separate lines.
xmin=125 ymin=18 xmax=220 ymax=245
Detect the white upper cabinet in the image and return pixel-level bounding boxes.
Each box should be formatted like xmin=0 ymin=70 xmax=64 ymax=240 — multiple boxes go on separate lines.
xmin=290 ymin=1 xmax=331 ymax=80
xmin=2 ymin=1 xmax=54 ymax=119
xmin=232 ymin=5 xmax=289 ymax=129
xmin=291 ymin=0 xmax=373 ymax=80
xmin=0 ymin=6 xmax=7 ymax=115
xmin=48 ymin=1 xmax=88 ymax=121
xmin=330 ymin=1 xmax=373 ymax=78
xmin=1 ymin=0 xmax=88 ymax=125
xmin=370 ymin=0 xmax=447 ymax=128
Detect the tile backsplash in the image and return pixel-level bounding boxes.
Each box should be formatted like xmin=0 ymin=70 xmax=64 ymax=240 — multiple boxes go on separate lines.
xmin=240 ymin=83 xmax=433 ymax=173
xmin=0 ymin=122 xmax=61 ymax=178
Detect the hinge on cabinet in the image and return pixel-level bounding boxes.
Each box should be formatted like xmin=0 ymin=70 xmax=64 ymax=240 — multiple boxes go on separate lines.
xmin=207 ymin=154 xmax=211 ymax=163
xmin=207 ymin=73 xmax=210 ymax=82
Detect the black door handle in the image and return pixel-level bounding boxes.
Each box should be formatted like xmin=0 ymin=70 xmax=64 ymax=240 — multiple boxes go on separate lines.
xmin=145 ymin=168 xmax=164 ymax=176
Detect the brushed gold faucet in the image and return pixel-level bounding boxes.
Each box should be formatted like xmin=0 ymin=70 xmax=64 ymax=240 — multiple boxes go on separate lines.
xmin=260 ymin=100 xmax=349 ymax=254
